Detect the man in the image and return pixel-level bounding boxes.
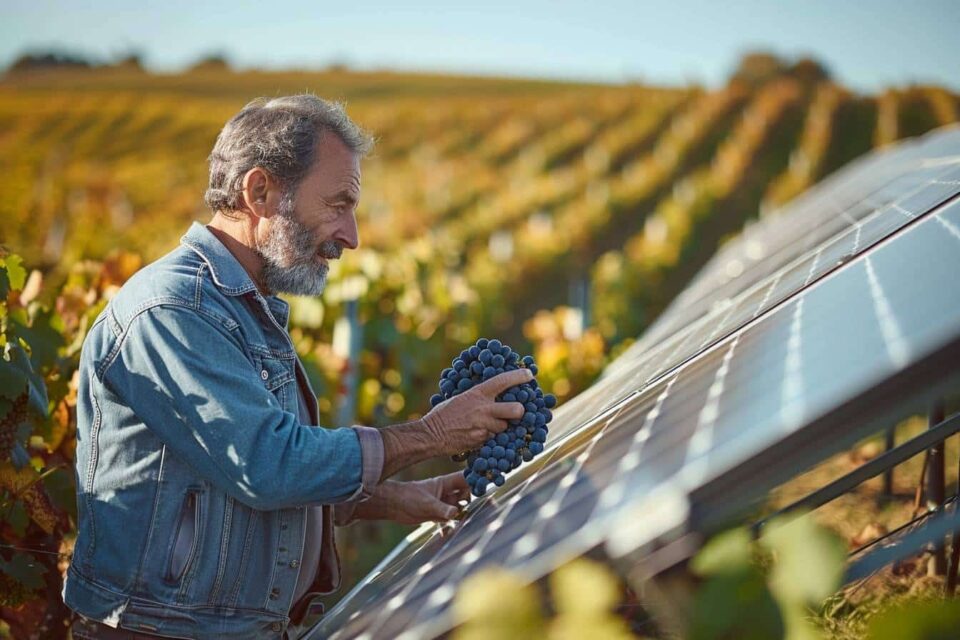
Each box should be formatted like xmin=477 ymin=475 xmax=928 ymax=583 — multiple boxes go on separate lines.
xmin=63 ymin=95 xmax=530 ymax=639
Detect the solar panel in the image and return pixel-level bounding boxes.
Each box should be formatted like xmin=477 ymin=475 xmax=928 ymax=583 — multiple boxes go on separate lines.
xmin=305 ymin=127 xmax=960 ymax=639
xmin=636 ymin=125 xmax=960 ymax=351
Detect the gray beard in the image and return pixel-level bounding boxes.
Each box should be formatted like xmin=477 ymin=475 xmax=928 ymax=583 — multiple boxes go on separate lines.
xmin=255 ymin=196 xmax=343 ymax=296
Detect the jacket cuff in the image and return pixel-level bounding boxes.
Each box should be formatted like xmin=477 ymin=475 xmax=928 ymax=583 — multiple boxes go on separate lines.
xmin=333 ymin=426 xmax=384 ymax=526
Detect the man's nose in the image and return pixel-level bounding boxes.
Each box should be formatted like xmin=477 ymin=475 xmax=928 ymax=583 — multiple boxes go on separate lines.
xmin=337 ymin=212 xmax=360 ymax=251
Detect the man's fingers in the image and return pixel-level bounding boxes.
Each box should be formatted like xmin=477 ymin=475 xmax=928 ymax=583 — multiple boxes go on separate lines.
xmin=489 ymin=401 xmax=524 ymax=421
xmin=483 ymin=416 xmax=510 ymax=436
xmin=441 ymin=471 xmax=469 ymax=493
xmin=426 ymin=495 xmax=460 ymax=521
xmin=475 ymin=368 xmax=534 ymax=398
xmin=440 ymin=490 xmax=467 ymax=507
xmin=469 ymin=428 xmax=490 ymax=442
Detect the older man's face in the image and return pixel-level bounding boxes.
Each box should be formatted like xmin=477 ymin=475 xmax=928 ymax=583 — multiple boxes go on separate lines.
xmin=256 ymin=133 xmax=361 ymax=296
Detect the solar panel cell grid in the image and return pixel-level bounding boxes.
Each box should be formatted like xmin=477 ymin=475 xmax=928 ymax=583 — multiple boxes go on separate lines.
xmin=648 ymin=160 xmax=960 ymax=347
xmin=663 ymin=140 xmax=960 ymax=303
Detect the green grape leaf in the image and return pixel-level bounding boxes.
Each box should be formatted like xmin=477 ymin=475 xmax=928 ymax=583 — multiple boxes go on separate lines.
xmin=5 ymin=500 xmax=29 ymax=537
xmin=691 ymin=527 xmax=753 ymax=577
xmin=0 ymin=554 xmax=46 ymax=590
xmin=0 ymin=255 xmax=27 ymax=292
xmin=0 ymin=345 xmax=49 ymax=417
xmin=689 ymin=570 xmax=784 ymax=640
xmin=0 ymin=361 xmax=28 ymax=401
xmin=866 ymin=598 xmax=960 ymax=640
xmin=762 ymin=514 xmax=845 ymax=605
xmin=43 ymin=467 xmax=77 ymax=524
xmin=1 ymin=347 xmax=49 ymax=415
xmin=10 ymin=307 xmax=64 ymax=372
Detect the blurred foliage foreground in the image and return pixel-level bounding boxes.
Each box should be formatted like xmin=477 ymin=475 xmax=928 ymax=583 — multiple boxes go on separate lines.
xmin=452 ymin=516 xmax=960 ymax=640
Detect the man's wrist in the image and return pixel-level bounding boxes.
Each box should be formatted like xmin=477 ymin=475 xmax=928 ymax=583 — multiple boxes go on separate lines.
xmin=352 ymin=480 xmax=398 ymax=521
xmin=379 ymin=418 xmax=437 ymax=481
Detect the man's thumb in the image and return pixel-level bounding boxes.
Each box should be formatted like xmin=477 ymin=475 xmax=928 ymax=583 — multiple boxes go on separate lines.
xmin=440 ymin=503 xmax=459 ymax=520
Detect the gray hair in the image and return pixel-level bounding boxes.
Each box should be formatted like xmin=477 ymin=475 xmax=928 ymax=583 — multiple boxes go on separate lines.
xmin=204 ymin=94 xmax=374 ymax=214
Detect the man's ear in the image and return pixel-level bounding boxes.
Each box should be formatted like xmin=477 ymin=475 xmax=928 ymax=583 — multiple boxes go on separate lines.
xmin=240 ymin=167 xmax=281 ymax=219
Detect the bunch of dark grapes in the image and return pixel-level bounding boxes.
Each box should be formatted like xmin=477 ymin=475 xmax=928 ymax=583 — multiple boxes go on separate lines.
xmin=0 ymin=392 xmax=28 ymax=461
xmin=430 ymin=338 xmax=557 ymax=497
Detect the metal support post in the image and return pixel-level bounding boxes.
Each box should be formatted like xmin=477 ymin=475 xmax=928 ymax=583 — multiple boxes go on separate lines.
xmin=947 ymin=438 xmax=960 ymax=596
xmin=881 ymin=427 xmax=895 ymax=503
xmin=926 ymin=401 xmax=947 ymax=576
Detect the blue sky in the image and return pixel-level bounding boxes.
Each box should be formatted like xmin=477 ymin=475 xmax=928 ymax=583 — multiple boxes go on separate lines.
xmin=3 ymin=0 xmax=958 ymax=91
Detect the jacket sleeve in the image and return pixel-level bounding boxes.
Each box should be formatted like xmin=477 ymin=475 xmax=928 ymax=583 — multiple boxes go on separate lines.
xmin=100 ymin=303 xmax=375 ymax=510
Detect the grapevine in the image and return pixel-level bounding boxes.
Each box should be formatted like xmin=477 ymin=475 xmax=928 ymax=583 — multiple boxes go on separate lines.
xmin=430 ymin=338 xmax=557 ymax=497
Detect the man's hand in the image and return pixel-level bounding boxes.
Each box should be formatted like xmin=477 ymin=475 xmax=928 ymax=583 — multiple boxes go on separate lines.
xmin=422 ymin=368 xmax=533 ymax=455
xmin=354 ymin=472 xmax=471 ymax=524
xmin=379 ymin=368 xmax=532 ymax=480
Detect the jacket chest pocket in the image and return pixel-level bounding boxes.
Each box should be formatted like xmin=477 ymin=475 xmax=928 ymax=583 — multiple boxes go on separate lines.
xmin=253 ymin=353 xmax=296 ymax=413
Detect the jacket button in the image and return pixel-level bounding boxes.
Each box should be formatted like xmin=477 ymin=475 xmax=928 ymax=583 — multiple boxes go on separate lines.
xmin=271 ymin=621 xmax=282 ymax=632
xmin=289 ymin=560 xmax=299 ymax=568
xmin=261 ymin=369 xmax=269 ymax=380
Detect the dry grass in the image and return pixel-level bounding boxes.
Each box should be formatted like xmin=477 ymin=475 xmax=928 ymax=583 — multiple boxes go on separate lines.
xmin=765 ymin=414 xmax=960 ymax=639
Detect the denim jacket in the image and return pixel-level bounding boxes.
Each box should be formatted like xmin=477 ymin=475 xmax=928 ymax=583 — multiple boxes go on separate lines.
xmin=62 ymin=222 xmax=384 ymax=639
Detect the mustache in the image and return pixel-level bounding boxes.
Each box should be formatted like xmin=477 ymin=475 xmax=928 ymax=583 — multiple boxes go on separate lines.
xmin=317 ymin=240 xmax=344 ymax=260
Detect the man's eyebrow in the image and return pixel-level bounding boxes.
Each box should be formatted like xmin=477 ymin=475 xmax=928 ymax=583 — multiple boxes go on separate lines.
xmin=329 ymin=190 xmax=359 ymax=204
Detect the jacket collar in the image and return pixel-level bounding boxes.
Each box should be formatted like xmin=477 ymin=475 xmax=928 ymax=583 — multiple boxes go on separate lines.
xmin=180 ymin=222 xmax=292 ymax=329
xmin=180 ymin=222 xmax=260 ymax=297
